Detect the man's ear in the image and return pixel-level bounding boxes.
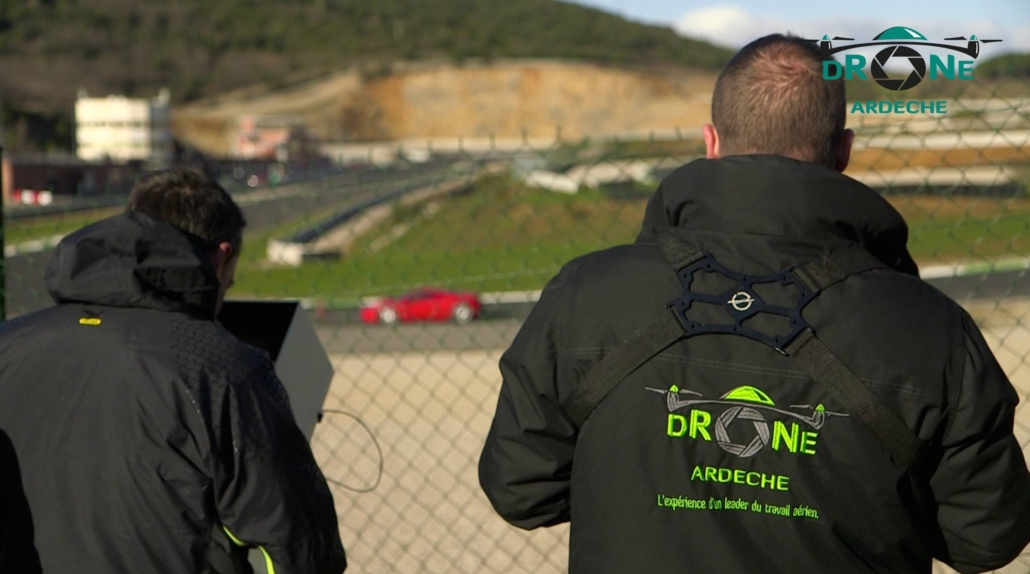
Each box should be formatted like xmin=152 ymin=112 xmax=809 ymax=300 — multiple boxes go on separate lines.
xmin=834 ymin=129 xmax=855 ymax=173
xmin=209 ymin=242 xmax=234 ymax=274
xmin=703 ymin=124 xmax=720 ymax=160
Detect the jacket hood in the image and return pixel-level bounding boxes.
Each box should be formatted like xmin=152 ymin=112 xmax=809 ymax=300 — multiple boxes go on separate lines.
xmin=45 ymin=211 xmax=221 ymax=318
xmin=637 ymin=155 xmax=919 ymax=276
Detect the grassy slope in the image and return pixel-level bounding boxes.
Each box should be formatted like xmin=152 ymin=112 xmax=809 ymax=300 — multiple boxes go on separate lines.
xmin=8 ymin=176 xmax=1028 ymax=301
xmin=232 ymin=176 xmax=646 ymax=301
xmin=5 ymin=208 xmax=122 ymax=245
xmin=891 ymin=195 xmax=1030 ymax=263
xmin=231 ymin=175 xmax=1030 ymax=301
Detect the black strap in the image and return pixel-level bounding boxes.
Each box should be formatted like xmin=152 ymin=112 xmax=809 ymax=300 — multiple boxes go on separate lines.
xmin=791 ymin=248 xmax=923 ymax=465
xmin=560 ymin=232 xmax=923 ymax=468
xmin=560 ymin=235 xmax=705 ymax=427
xmin=656 ymin=233 xmax=705 ymax=269
xmin=562 ymin=308 xmax=685 ymax=428
xmin=793 ymin=248 xmax=886 ymax=292
xmin=784 ymin=330 xmax=923 ymax=467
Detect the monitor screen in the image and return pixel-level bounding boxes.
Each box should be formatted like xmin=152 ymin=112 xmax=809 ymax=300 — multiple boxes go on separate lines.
xmin=218 ymin=300 xmax=298 ymax=362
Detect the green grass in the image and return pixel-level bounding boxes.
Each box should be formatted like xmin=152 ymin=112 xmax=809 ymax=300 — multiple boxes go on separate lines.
xmin=233 ymin=177 xmax=1030 ymax=302
xmin=890 ymin=196 xmax=1030 ymax=263
xmin=2 ymin=201 xmax=341 ymax=249
xmin=904 ymin=212 xmax=1030 ymax=262
xmin=4 ymin=208 xmax=122 ymax=245
xmin=14 ymin=181 xmax=1022 ymax=304
xmin=232 ymin=175 xmax=646 ymax=301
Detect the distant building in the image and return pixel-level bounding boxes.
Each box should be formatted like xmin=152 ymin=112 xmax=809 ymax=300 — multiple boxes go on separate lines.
xmin=74 ymin=90 xmax=173 ymax=167
xmin=233 ymin=115 xmax=318 ymax=161
xmin=1 ymin=154 xmax=138 ymax=206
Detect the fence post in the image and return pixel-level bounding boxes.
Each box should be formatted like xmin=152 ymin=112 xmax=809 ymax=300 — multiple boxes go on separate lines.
xmin=0 ymin=144 xmax=5 ymax=322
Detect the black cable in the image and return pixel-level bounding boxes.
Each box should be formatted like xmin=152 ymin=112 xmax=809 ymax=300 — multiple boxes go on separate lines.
xmin=319 ymin=409 xmax=384 ymax=493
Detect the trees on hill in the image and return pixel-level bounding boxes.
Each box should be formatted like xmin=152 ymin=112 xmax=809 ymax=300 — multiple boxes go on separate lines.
xmin=0 ymin=0 xmax=732 ymax=104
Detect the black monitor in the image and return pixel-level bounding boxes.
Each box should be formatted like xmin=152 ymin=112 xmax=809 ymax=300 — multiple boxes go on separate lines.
xmin=218 ymin=300 xmax=334 ymax=441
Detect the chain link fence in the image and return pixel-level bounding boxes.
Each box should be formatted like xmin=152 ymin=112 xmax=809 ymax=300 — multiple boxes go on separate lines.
xmin=3 ymin=80 xmax=1030 ymax=573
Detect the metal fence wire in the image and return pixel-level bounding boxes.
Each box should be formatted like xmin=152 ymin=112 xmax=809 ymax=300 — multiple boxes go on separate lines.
xmin=3 ymin=81 xmax=1030 ymax=574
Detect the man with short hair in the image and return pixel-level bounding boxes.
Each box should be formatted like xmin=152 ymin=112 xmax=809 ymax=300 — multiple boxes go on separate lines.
xmin=479 ymin=34 xmax=1030 ymax=573
xmin=0 ymin=167 xmax=347 ymax=573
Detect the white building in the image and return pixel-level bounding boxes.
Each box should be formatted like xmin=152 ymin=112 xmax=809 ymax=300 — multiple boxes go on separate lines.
xmin=75 ymin=89 xmax=173 ymax=166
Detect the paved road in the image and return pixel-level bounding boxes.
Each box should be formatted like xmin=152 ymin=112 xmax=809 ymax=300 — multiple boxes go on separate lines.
xmin=930 ymin=269 xmax=1030 ymax=302
xmin=308 ymin=269 xmax=1030 ymax=353
xmin=317 ymin=319 xmax=525 ymax=354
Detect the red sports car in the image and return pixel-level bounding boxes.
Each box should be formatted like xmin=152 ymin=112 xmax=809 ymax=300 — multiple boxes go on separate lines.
xmin=359 ymin=288 xmax=482 ymax=325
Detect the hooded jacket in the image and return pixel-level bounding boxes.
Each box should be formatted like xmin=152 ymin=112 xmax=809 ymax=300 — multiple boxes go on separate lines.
xmin=479 ymin=156 xmax=1030 ymax=574
xmin=0 ymin=212 xmax=346 ymax=573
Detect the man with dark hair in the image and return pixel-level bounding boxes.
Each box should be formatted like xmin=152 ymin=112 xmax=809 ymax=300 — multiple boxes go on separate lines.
xmin=126 ymin=167 xmax=247 ymax=317
xmin=480 ymin=34 xmax=1030 ymax=573
xmin=0 ymin=167 xmax=347 ymax=573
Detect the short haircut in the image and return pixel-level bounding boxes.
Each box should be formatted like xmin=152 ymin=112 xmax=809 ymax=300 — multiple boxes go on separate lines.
xmin=127 ymin=167 xmax=246 ymax=254
xmin=711 ymin=34 xmax=846 ymax=167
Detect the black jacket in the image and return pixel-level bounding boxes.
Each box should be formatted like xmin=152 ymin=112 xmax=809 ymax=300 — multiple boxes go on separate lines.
xmin=479 ymin=156 xmax=1030 ymax=574
xmin=0 ymin=428 xmax=42 ymax=573
xmin=0 ymin=212 xmax=346 ymax=573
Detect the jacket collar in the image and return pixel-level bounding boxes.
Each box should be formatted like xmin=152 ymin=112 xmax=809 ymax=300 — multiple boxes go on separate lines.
xmin=637 ymin=155 xmax=918 ymax=275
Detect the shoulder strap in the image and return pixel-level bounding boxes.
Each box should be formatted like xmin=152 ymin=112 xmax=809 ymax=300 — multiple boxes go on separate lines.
xmin=560 ymin=235 xmax=704 ymax=427
xmin=784 ymin=330 xmax=923 ymax=467
xmin=787 ymin=248 xmax=923 ymax=467
xmin=560 ymin=231 xmax=923 ymax=468
xmin=793 ymin=248 xmax=885 ymax=292
xmin=562 ymin=308 xmax=685 ymax=427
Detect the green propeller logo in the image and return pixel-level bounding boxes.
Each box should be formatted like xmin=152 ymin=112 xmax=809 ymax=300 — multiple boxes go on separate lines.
xmin=649 ymin=384 xmax=846 ymax=458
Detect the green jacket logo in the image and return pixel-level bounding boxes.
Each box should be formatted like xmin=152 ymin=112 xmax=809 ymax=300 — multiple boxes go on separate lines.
xmin=647 ymin=385 xmax=847 ymax=458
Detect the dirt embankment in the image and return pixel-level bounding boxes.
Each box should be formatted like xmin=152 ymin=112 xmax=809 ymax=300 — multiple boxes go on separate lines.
xmin=173 ymin=60 xmax=718 ymax=155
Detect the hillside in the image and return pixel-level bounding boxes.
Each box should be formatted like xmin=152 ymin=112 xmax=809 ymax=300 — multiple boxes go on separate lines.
xmin=977 ymin=53 xmax=1030 ymax=79
xmin=0 ymin=0 xmax=732 ymax=108
xmin=174 ymin=61 xmax=719 ymax=152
